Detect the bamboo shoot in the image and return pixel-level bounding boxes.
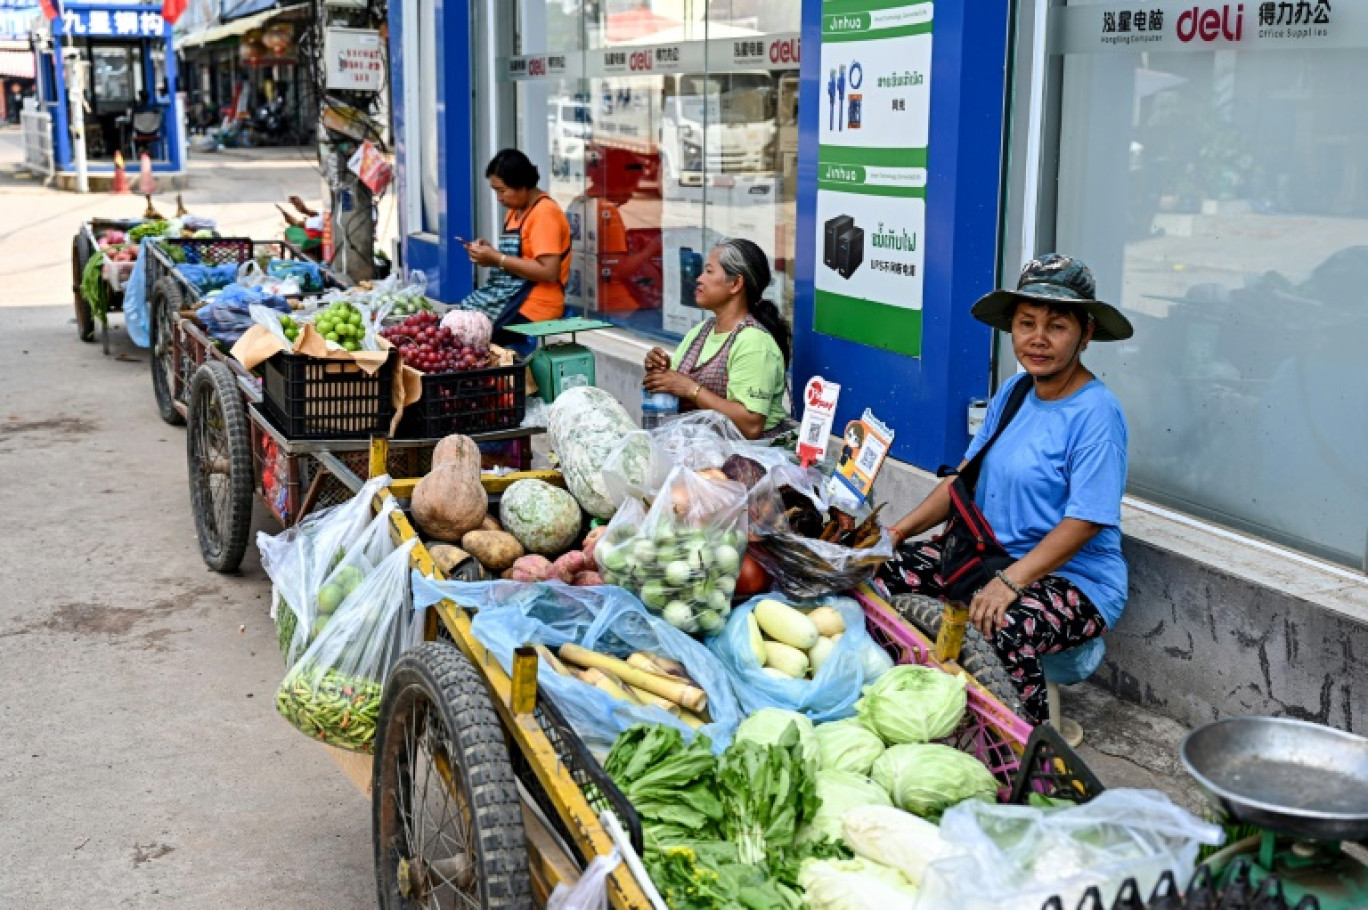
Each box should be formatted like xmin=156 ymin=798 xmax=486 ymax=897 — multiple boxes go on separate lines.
xmin=559 ymin=644 xmax=708 ymax=713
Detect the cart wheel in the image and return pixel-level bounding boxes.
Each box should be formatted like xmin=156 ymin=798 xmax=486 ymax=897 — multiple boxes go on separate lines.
xmin=373 ymin=641 xmax=531 ymax=910
xmin=150 ymin=277 xmax=186 ymax=426
xmin=892 ymin=594 xmax=1025 ymax=716
xmin=186 ymin=362 xmax=253 ymax=572
xmin=72 ymin=233 xmax=95 ymax=343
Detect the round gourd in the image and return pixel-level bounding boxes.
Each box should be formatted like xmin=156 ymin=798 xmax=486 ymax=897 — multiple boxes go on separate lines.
xmin=411 ymin=434 xmax=487 ymax=542
xmin=500 ymin=479 xmax=583 ymax=556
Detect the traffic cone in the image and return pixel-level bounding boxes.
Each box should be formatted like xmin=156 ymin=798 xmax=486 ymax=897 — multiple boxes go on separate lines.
xmin=111 ymin=151 xmax=130 ymax=194
xmin=139 ymin=152 xmax=155 ymax=195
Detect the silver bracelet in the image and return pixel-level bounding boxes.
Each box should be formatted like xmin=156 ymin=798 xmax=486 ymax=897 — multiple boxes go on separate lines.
xmin=995 ymin=569 xmax=1024 ymax=599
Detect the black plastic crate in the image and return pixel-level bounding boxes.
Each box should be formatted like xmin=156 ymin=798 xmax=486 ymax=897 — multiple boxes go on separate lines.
xmin=259 ymin=350 xmax=397 ymax=440
xmin=1009 ymin=723 xmax=1107 ymax=806
xmin=402 ymin=362 xmax=526 ymax=438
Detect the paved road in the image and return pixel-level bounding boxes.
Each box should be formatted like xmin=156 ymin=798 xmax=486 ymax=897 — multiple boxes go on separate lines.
xmin=0 ymin=129 xmax=374 ymax=909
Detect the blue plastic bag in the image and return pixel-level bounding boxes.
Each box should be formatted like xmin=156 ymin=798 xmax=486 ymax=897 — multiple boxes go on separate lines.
xmin=268 ymin=258 xmax=323 ymax=292
xmin=411 ymin=575 xmax=744 ymax=753
xmin=176 ymin=262 xmax=239 ymax=293
xmin=708 ymin=594 xmax=876 ymax=723
xmin=122 ymin=238 xmax=153 ymax=347
xmin=196 ymin=283 xmax=291 ymax=345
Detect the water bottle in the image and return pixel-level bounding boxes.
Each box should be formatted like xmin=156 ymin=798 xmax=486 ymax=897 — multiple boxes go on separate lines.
xmin=641 ymin=389 xmax=679 ymax=430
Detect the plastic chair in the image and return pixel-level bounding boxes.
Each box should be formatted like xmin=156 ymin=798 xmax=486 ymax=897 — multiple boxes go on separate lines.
xmin=1040 ymin=637 xmax=1106 ymax=748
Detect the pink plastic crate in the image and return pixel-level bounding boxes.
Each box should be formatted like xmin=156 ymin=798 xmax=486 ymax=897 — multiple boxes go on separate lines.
xmin=855 ymin=586 xmax=1034 ymax=794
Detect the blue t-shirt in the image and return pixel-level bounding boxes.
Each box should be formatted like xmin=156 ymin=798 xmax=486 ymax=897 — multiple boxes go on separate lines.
xmin=963 ymin=373 xmax=1129 ymax=626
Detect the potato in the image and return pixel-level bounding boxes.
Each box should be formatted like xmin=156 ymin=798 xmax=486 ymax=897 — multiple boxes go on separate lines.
xmin=427 ymin=544 xmax=475 ymax=577
xmin=461 ymin=530 xmax=525 ymax=572
xmin=573 ymin=571 xmax=605 ymax=587
xmin=480 ymin=515 xmax=503 ymax=532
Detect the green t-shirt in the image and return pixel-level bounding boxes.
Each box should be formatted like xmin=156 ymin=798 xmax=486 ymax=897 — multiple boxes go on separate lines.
xmin=671 ymin=322 xmax=788 ymax=430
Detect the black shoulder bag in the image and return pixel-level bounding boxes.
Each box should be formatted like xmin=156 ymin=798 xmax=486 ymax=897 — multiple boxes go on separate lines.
xmin=934 ymin=377 xmax=1033 ymax=602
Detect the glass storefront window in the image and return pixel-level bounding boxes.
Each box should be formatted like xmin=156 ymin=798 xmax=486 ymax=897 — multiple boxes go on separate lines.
xmin=510 ymin=0 xmax=800 ymax=340
xmin=1046 ymin=34 xmax=1368 ymax=569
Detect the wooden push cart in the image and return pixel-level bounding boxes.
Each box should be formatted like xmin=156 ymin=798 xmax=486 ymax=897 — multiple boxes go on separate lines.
xmin=305 ymin=445 xmax=1086 ymax=909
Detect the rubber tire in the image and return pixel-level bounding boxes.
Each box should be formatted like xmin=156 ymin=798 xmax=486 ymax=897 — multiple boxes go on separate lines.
xmin=72 ymin=232 xmax=96 ymax=343
xmin=150 ymin=277 xmax=186 ymax=426
xmin=891 ymin=593 xmax=1026 ymax=716
xmin=373 ymin=641 xmax=531 ymax=910
xmin=186 ymin=362 xmax=253 ymax=573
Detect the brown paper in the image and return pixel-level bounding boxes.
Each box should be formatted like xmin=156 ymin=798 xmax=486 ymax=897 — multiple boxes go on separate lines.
xmin=231 ymin=323 xmax=393 ymax=374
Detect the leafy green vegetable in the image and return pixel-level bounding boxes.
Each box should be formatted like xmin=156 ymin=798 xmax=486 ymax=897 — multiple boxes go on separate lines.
xmin=605 ymin=725 xmax=724 ymax=849
xmin=129 ymin=220 xmax=170 ymax=242
xmin=80 ymin=252 xmax=108 ymax=323
xmin=856 ymin=664 xmax=967 ymax=745
xmin=647 ymin=843 xmax=804 ymax=910
xmin=719 ymin=720 xmax=820 ymax=866
xmin=801 ymin=770 xmax=891 ymax=844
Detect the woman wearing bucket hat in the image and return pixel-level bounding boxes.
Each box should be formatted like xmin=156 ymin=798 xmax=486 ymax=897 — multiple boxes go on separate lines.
xmin=876 ymin=254 xmax=1134 ymax=725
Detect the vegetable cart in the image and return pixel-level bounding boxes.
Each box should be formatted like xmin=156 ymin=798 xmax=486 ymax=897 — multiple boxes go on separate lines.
xmin=308 ymin=449 xmax=1079 ymax=909
xmin=70 ymin=217 xmax=148 ymax=351
xmin=144 ymin=236 xmax=344 ymax=427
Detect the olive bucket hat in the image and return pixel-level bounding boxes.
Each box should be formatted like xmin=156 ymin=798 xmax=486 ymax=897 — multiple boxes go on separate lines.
xmin=971 ymin=254 xmax=1134 ymax=341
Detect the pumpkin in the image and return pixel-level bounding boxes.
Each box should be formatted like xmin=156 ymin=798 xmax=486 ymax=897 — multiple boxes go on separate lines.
xmin=411 ymin=434 xmax=487 ymax=542
xmin=500 ymin=478 xmax=583 ymax=556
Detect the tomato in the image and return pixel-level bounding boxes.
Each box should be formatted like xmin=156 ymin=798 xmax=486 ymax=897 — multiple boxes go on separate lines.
xmin=735 ymin=554 xmax=769 ymax=597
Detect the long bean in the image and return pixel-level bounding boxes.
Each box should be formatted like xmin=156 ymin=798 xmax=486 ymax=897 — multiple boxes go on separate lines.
xmin=276 ymin=663 xmax=384 ymax=753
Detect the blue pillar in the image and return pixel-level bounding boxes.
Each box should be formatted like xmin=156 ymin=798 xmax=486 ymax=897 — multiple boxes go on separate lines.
xmin=47 ymin=36 xmax=73 ymax=170
xmin=162 ymin=30 xmax=181 ymax=168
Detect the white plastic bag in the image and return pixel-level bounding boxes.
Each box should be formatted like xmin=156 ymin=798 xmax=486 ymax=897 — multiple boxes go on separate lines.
xmin=914 ymin=789 xmax=1224 ymax=910
xmin=547 ymin=849 xmax=620 ymax=910
xmin=276 ymin=538 xmax=418 ymax=753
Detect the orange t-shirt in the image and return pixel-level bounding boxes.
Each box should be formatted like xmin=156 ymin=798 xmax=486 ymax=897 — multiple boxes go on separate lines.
xmin=506 ymin=194 xmax=571 ymax=321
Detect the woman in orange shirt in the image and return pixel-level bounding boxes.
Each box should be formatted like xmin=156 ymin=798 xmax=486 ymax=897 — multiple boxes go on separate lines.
xmin=460 ymin=149 xmax=571 ymax=348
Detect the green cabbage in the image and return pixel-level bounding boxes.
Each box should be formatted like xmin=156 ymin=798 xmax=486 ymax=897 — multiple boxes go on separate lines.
xmin=734 ymin=708 xmax=819 ymax=770
xmin=814 ymin=718 xmax=886 ymax=776
xmin=856 ymin=664 xmax=967 ymax=744
xmin=802 ymin=770 xmax=892 ymax=844
xmin=870 ymin=743 xmax=998 ymax=819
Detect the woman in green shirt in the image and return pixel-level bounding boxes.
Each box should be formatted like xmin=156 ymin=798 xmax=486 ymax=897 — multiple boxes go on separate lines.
xmin=643 ymin=238 xmax=791 ymax=439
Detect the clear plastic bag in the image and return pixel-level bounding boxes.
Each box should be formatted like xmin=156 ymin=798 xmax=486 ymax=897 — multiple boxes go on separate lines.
xmin=915 ymin=789 xmax=1224 ymax=910
xmin=600 ymin=429 xmax=672 ymax=508
xmin=594 ymin=466 xmax=748 ymax=638
xmin=747 ymin=463 xmax=895 ymax=599
xmin=547 ymin=849 xmax=620 ymax=910
xmin=259 ymin=476 xmax=390 ymax=664
xmin=707 ymin=594 xmax=877 ymax=722
xmin=412 ymin=575 xmax=745 ymax=753
xmin=276 ymin=538 xmax=418 ymax=753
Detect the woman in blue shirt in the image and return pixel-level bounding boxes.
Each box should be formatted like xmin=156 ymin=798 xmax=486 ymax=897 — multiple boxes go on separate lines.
xmin=876 ymin=254 xmax=1133 ymax=724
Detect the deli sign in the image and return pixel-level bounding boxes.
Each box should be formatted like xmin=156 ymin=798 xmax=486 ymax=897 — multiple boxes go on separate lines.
xmin=1177 ymin=3 xmax=1243 ymax=42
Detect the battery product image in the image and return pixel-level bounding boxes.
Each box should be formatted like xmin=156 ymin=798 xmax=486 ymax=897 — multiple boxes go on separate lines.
xmin=835 ymin=225 xmax=864 ymax=279
xmin=678 ymin=247 xmax=703 ymax=307
xmin=847 ymin=94 xmax=862 ymax=129
xmin=823 ymin=215 xmax=864 ymax=279
xmin=823 ymin=214 xmax=854 ymax=269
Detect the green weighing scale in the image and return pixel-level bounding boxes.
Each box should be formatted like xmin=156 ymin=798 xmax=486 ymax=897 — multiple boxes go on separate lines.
xmin=504 ymin=317 xmax=615 ymax=404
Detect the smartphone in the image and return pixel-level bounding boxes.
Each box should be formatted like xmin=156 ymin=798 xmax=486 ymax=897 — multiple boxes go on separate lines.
xmin=454 ymin=236 xmax=470 ymax=246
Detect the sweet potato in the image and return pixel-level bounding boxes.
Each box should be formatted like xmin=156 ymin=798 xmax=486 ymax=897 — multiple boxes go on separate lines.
xmin=461 ymin=530 xmax=524 ymax=571
xmin=582 ymin=526 xmax=607 ymax=563
xmin=552 ymin=550 xmax=588 ymax=583
xmin=510 ymin=554 xmax=556 ymax=582
xmin=573 ymin=571 xmax=604 ymax=587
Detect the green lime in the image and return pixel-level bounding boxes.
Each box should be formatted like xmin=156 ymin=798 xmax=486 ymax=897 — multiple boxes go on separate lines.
xmin=326 ymin=332 xmax=340 ymax=343
xmin=343 ymin=340 xmax=359 ymax=352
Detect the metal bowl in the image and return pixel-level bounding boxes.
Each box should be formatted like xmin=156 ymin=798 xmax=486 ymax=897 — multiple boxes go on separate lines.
xmin=1180 ymin=716 xmax=1368 ymax=843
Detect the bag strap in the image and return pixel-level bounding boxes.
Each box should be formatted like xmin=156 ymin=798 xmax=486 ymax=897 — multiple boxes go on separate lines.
xmin=940 ymin=375 xmax=1033 ymax=493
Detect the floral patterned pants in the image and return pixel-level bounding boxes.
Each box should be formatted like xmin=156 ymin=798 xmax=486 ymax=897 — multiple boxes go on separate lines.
xmin=874 ymin=540 xmax=1107 ymax=724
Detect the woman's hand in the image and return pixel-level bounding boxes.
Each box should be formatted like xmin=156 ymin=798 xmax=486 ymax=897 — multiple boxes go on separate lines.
xmin=643 ymin=346 xmax=671 ymax=373
xmin=466 ymin=239 xmax=499 ymax=267
xmin=969 ymin=576 xmax=1018 ymax=639
xmin=642 ymin=369 xmax=696 ymax=399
